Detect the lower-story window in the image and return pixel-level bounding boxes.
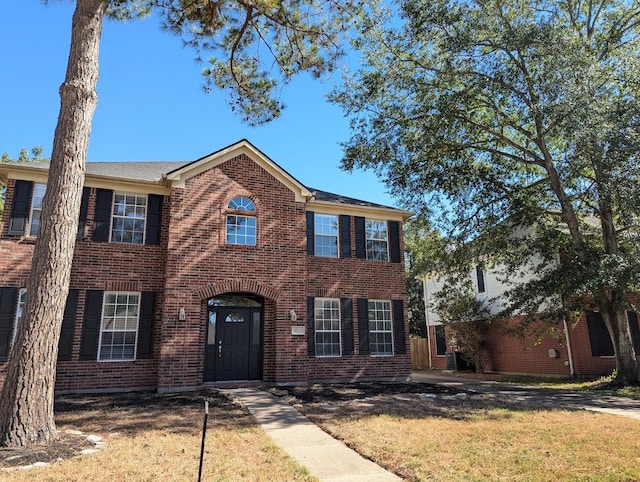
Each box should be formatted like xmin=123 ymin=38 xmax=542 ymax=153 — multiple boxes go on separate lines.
xmin=98 ymin=292 xmax=140 ymax=361
xmin=368 ymin=299 xmax=393 ymax=355
xmin=314 ymin=298 xmax=341 ymax=357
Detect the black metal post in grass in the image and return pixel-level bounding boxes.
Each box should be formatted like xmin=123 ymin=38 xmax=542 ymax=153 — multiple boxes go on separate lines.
xmin=198 ymin=400 xmax=209 ymax=482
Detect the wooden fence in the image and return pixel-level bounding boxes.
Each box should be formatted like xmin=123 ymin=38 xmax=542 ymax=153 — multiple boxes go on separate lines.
xmin=410 ymin=338 xmax=430 ymax=370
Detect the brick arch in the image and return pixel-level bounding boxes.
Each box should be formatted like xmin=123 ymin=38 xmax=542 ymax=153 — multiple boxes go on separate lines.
xmin=195 ymin=279 xmax=283 ymax=302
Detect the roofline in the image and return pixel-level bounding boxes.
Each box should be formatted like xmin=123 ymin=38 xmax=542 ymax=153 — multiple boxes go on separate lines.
xmin=307 ymin=199 xmax=413 ymax=221
xmin=165 ymin=139 xmax=314 ymax=202
xmin=0 ymin=163 xmax=170 ymax=195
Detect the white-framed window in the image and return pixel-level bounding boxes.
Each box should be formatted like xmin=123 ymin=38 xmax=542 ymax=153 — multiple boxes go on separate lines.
xmin=226 ymin=196 xmax=257 ymax=246
xmin=28 ymin=183 xmax=46 ymax=236
xmin=314 ymin=298 xmax=341 ymax=357
xmin=11 ymin=289 xmax=27 ymax=346
xmin=368 ymin=299 xmax=393 ymax=355
xmin=111 ymin=192 xmax=147 ymax=244
xmin=365 ymin=219 xmax=388 ymax=261
xmin=314 ymin=214 xmax=338 ymax=257
xmin=98 ymin=292 xmax=140 ymax=361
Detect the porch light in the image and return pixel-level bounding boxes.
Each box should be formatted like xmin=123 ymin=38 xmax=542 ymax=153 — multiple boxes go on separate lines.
xmin=178 ymin=307 xmax=186 ymax=321
xmin=289 ymin=309 xmax=297 ymax=321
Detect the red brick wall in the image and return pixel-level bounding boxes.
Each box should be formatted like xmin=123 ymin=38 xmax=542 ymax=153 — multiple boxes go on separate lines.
xmin=0 ymin=180 xmax=168 ymax=390
xmin=427 ymin=313 xmax=618 ymax=377
xmin=0 ymin=157 xmax=411 ymax=392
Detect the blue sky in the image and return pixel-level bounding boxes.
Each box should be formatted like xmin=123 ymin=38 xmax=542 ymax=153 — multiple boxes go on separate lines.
xmin=0 ymin=2 xmax=397 ymax=207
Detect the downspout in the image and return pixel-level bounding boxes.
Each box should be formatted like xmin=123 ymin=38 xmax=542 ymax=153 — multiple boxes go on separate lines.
xmin=422 ymin=277 xmax=433 ymax=369
xmin=562 ymin=312 xmax=575 ymax=377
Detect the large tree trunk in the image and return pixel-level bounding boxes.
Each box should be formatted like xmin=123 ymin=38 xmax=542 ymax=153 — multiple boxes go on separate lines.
xmin=600 ymin=295 xmax=640 ymax=385
xmin=0 ymin=0 xmax=108 ymax=447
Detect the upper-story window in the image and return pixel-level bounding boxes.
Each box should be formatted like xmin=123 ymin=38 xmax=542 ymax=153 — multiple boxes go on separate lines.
xmin=365 ymin=219 xmax=388 ymax=261
xmin=314 ymin=214 xmax=338 ymax=257
xmin=226 ymin=196 xmax=256 ymax=246
xmin=28 ymin=183 xmax=46 ymax=236
xmin=111 ymin=193 xmax=147 ymax=244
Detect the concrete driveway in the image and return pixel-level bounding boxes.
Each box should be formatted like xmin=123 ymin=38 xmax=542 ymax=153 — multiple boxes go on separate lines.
xmin=412 ymin=370 xmax=640 ymax=420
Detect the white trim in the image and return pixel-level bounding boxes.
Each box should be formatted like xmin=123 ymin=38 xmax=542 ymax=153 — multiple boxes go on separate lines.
xmin=307 ymin=199 xmax=412 ymax=221
xmin=368 ymin=299 xmax=394 ymax=356
xmin=109 ymin=192 xmax=148 ymax=245
xmin=11 ymin=288 xmax=27 ymax=347
xmin=166 ymin=140 xmax=314 ymax=202
xmin=314 ymin=297 xmax=342 ymax=357
xmin=97 ymin=291 xmax=140 ymax=362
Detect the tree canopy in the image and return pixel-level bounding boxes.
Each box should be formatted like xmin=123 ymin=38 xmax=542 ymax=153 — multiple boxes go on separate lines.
xmin=0 ymin=0 xmax=363 ymax=448
xmin=332 ymin=0 xmax=640 ymax=382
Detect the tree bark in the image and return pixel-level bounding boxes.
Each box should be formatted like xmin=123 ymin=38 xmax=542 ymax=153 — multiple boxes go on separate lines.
xmin=0 ymin=0 xmax=108 ymax=447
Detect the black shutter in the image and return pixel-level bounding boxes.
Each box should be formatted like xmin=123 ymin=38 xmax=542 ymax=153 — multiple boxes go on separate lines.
xmin=145 ymin=195 xmax=163 ymax=245
xmin=306 ymin=211 xmax=315 ymax=255
xmin=341 ymin=298 xmax=354 ymax=355
xmin=355 ymin=216 xmax=366 ymax=259
xmin=389 ymin=221 xmax=401 ymax=263
xmin=392 ymin=299 xmax=406 ymax=354
xmin=137 ymin=292 xmax=156 ymax=358
xmin=586 ymin=311 xmax=614 ymax=357
xmin=77 ymin=187 xmax=90 ymax=240
xmin=58 ymin=289 xmax=78 ymax=361
xmin=628 ymin=312 xmax=640 ymax=355
xmin=434 ymin=325 xmax=447 ymax=356
xmin=93 ymin=189 xmax=113 ymax=242
xmin=339 ymin=215 xmax=351 ymax=258
xmin=0 ymin=288 xmax=17 ymax=362
xmin=357 ymin=298 xmax=370 ymax=355
xmin=307 ymin=296 xmax=315 ymax=356
xmin=80 ymin=290 xmax=104 ymax=360
xmin=8 ymin=180 xmax=33 ymax=235
xmin=476 ymin=266 xmax=486 ymax=293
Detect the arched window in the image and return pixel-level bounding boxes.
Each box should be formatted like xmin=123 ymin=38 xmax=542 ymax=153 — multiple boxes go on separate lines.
xmin=226 ymin=196 xmax=257 ymax=245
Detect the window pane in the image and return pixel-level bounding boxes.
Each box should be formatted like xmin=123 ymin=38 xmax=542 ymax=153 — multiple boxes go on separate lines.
xmin=314 ymin=298 xmax=341 ymax=357
xmin=368 ymin=300 xmax=393 ymax=355
xmin=226 ymin=215 xmax=256 ymax=245
xmin=99 ymin=291 xmax=140 ymax=361
xmin=314 ymin=214 xmax=338 ymax=257
xmin=365 ymin=220 xmax=388 ymax=261
xmin=110 ymin=192 xmax=146 ymax=244
xmin=228 ymin=196 xmax=256 ymax=212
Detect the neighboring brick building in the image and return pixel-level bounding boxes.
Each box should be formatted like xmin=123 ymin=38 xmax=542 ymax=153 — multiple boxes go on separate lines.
xmin=0 ymin=140 xmax=412 ymax=393
xmin=422 ymin=266 xmax=640 ymax=377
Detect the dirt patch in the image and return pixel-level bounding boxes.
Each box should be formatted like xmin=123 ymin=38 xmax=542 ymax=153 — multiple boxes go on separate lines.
xmin=0 ymin=389 xmax=249 ymax=470
xmin=0 ymin=381 xmax=533 ymax=471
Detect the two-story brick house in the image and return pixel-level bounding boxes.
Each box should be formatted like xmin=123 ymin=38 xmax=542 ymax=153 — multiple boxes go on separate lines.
xmin=0 ymin=140 xmax=412 ymax=393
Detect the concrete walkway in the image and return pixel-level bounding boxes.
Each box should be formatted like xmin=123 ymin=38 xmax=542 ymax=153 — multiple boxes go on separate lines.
xmin=224 ymin=374 xmax=640 ymax=481
xmin=223 ymin=388 xmax=401 ymax=482
xmin=412 ymin=370 xmax=640 ymax=420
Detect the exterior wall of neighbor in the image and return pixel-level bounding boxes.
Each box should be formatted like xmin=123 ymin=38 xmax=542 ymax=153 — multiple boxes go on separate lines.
xmin=427 ymin=311 xmax=618 ymax=377
xmin=0 ymin=152 xmax=410 ymax=392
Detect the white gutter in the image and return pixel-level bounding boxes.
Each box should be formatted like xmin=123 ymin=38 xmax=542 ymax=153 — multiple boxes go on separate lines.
xmin=562 ymin=313 xmax=575 ymax=376
xmin=421 ymin=277 xmax=433 ymax=369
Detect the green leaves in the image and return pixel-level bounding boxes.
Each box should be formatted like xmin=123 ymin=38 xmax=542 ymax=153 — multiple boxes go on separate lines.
xmin=155 ymin=0 xmax=365 ymax=125
xmin=334 ymin=0 xmax=640 ymax=308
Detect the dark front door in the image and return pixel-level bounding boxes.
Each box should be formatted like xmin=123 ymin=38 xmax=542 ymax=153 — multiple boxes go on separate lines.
xmin=204 ymin=306 xmax=252 ymax=382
